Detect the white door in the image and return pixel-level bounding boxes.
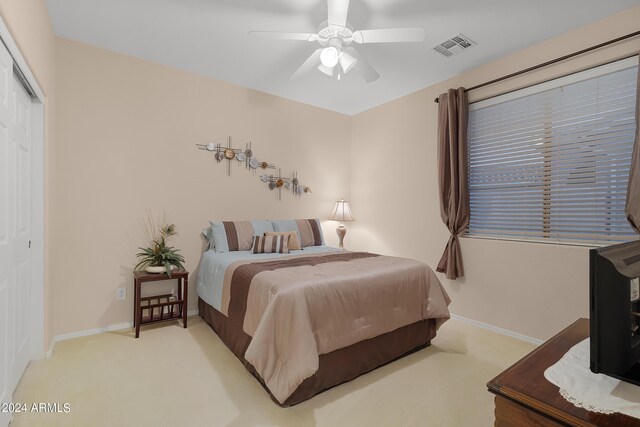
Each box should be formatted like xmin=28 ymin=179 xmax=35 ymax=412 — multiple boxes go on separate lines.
xmin=0 ymin=38 xmax=32 ymax=427
xmin=12 ymin=69 xmax=32 ymax=389
xmin=0 ymin=37 xmax=15 ymax=427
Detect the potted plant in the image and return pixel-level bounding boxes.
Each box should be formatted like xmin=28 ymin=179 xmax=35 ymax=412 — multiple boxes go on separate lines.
xmin=135 ymin=212 xmax=185 ymax=277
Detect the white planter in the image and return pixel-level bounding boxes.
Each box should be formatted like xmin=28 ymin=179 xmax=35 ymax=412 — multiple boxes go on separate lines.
xmin=145 ymin=265 xmax=176 ymax=274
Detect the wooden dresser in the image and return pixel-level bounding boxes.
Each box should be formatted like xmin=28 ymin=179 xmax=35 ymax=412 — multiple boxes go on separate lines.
xmin=487 ymin=318 xmax=640 ymax=426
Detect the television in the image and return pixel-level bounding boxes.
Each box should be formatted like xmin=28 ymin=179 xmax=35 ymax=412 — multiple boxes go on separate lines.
xmin=590 ymin=239 xmax=640 ymax=385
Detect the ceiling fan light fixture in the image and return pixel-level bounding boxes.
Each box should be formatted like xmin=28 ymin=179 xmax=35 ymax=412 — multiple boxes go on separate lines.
xmin=317 ymin=63 xmax=335 ymax=77
xmin=339 ymin=50 xmax=358 ymax=73
xmin=320 ymin=46 xmax=340 ymax=68
xmin=250 ymin=0 xmax=426 ymax=83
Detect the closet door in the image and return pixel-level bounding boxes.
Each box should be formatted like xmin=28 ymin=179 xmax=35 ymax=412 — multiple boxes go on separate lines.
xmin=0 ymin=37 xmax=15 ymax=427
xmin=0 ymin=37 xmax=32 ymax=427
xmin=11 ymin=68 xmax=32 ymax=390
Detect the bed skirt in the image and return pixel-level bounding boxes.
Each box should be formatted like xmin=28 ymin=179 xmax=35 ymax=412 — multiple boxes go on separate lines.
xmin=198 ymin=297 xmax=437 ymax=406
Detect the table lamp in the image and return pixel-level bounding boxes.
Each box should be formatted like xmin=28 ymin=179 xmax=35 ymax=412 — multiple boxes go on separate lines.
xmin=330 ymin=199 xmax=355 ymax=248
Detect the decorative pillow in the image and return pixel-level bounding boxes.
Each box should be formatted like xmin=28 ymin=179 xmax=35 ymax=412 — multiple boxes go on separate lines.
xmin=209 ymin=220 xmax=274 ymax=252
xmin=271 ymin=219 xmax=324 ymax=247
xmin=264 ymin=231 xmax=301 ymax=250
xmin=251 ymin=235 xmax=289 ymax=254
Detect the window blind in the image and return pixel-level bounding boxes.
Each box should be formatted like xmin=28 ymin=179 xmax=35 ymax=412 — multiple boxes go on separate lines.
xmin=467 ymin=58 xmax=639 ymax=245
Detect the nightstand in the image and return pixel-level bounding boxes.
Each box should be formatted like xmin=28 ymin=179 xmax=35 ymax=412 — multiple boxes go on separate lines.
xmin=133 ymin=269 xmax=189 ymax=338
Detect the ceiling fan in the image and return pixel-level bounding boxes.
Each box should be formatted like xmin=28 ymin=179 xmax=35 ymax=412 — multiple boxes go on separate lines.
xmin=248 ymin=0 xmax=425 ymax=82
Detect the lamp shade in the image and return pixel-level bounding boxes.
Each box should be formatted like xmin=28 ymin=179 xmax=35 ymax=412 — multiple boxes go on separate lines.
xmin=320 ymin=46 xmax=340 ymax=68
xmin=330 ymin=199 xmax=355 ymax=222
xmin=317 ymin=63 xmax=335 ymax=77
xmin=339 ymin=48 xmax=358 ymax=73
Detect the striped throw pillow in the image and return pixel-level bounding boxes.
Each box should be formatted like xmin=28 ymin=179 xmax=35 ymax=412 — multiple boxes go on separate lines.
xmin=295 ymin=219 xmax=323 ymax=247
xmin=209 ymin=220 xmax=274 ymax=252
xmin=264 ymin=231 xmax=301 ymax=250
xmin=271 ymin=219 xmax=324 ymax=247
xmin=251 ymin=235 xmax=289 ymax=254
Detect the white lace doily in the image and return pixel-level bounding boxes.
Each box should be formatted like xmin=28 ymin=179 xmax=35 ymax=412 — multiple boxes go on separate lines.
xmin=543 ymin=338 xmax=640 ymax=418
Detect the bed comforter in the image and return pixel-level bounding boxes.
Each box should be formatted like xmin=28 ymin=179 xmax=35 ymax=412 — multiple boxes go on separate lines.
xmin=212 ymin=251 xmax=450 ymax=403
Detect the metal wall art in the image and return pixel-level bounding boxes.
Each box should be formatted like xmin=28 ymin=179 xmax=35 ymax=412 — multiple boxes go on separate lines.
xmin=196 ymin=137 xmax=311 ymax=200
xmin=196 ymin=137 xmax=276 ymax=176
xmin=259 ymin=169 xmax=312 ymax=201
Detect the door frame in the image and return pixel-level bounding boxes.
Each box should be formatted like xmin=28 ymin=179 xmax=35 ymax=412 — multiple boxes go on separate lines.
xmin=0 ymin=17 xmax=46 ymax=360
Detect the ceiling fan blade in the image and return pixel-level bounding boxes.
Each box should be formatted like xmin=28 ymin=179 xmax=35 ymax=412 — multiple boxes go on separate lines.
xmin=327 ymin=0 xmax=350 ymax=28
xmin=352 ymin=27 xmax=425 ymax=44
xmin=355 ymin=59 xmax=379 ymax=83
xmin=291 ymin=49 xmax=323 ymax=80
xmin=248 ymin=31 xmax=318 ymax=41
xmin=349 ymin=49 xmax=379 ymax=82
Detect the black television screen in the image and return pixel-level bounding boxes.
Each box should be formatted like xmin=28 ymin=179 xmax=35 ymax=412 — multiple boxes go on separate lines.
xmin=590 ymin=239 xmax=640 ymax=385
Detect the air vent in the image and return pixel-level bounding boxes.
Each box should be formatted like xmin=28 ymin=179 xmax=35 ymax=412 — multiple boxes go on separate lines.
xmin=433 ymin=33 xmax=476 ymax=57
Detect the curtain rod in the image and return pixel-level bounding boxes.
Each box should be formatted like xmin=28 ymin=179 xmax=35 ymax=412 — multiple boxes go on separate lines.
xmin=433 ymin=29 xmax=640 ymax=103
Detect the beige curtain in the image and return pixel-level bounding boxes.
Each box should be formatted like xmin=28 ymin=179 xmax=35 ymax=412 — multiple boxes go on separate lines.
xmin=626 ymin=59 xmax=640 ymax=234
xmin=436 ymin=88 xmax=469 ymax=280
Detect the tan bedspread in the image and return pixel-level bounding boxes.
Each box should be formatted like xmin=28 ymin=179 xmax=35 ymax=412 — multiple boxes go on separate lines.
xmin=220 ymin=251 xmax=450 ymax=404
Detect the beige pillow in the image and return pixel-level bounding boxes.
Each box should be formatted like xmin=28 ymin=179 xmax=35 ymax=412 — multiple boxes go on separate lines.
xmin=251 ymin=235 xmax=289 ymax=254
xmin=265 ymin=231 xmax=301 ymax=250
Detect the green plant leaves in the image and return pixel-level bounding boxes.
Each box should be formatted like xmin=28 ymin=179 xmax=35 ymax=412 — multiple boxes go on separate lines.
xmin=134 ymin=222 xmax=185 ymax=274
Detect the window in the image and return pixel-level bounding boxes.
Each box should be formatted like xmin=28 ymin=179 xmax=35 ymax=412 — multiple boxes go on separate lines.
xmin=467 ymin=58 xmax=638 ymax=245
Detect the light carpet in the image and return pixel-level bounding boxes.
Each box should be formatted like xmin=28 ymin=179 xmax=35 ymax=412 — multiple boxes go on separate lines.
xmin=11 ymin=316 xmax=535 ymax=427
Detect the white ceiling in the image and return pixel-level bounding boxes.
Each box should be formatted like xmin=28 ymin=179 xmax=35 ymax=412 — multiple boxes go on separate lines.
xmin=45 ymin=0 xmax=640 ymax=115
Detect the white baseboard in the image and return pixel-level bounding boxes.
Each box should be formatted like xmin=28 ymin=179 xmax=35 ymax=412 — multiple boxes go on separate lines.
xmin=44 ymin=311 xmax=543 ymax=358
xmin=45 ymin=309 xmax=200 ymax=358
xmin=450 ymin=313 xmax=544 ymax=346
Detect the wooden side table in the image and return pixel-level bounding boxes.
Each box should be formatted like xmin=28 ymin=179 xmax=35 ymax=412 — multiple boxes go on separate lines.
xmin=133 ymin=269 xmax=189 ymax=338
xmin=487 ymin=318 xmax=640 ymax=426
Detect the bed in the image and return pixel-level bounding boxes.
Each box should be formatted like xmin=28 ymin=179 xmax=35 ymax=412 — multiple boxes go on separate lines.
xmin=197 ymin=220 xmax=451 ymax=406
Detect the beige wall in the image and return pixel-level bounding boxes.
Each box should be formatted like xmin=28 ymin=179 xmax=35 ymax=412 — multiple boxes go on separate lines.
xmin=350 ymin=7 xmax=640 ymax=341
xmin=53 ymin=38 xmax=352 ymax=337
xmin=0 ymin=0 xmax=55 ymax=347
xmin=10 ymin=3 xmax=640 ymax=343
